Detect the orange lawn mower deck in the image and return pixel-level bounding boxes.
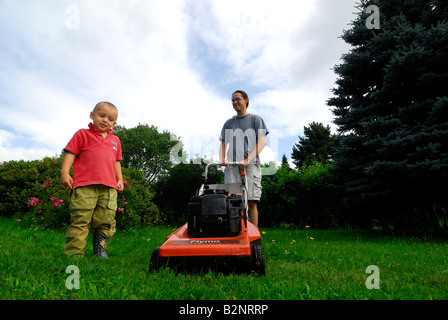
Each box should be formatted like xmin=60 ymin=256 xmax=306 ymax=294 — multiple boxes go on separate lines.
xmin=149 ymin=163 xmax=265 ymax=275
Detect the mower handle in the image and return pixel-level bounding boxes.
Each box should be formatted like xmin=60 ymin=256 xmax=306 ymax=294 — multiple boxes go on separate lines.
xmin=199 ymin=162 xmax=249 ymax=218
xmin=202 ymin=162 xmax=244 ymax=182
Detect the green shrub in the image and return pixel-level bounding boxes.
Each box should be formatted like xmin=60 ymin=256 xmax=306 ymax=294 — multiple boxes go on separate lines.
xmin=0 ymin=157 xmax=66 ymax=222
xmin=296 ymin=161 xmax=341 ymax=228
xmin=259 ymin=165 xmax=299 ymax=227
xmin=116 ymin=168 xmax=162 ymax=230
xmin=260 ymin=161 xmax=341 ymax=228
xmin=152 ymin=160 xmax=224 ymax=225
xmin=0 ymin=156 xmax=161 ymax=230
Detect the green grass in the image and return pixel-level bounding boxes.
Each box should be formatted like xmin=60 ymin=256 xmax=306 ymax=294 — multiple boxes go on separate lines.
xmin=0 ymin=217 xmax=447 ymax=300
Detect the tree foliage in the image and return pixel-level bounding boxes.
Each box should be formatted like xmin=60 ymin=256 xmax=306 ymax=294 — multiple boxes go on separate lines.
xmin=327 ymin=0 xmax=448 ymax=229
xmin=152 ymin=159 xmax=224 ymax=225
xmin=291 ymin=122 xmax=340 ymax=168
xmin=114 ymin=124 xmax=185 ymax=183
xmin=260 ymin=162 xmax=341 ymax=228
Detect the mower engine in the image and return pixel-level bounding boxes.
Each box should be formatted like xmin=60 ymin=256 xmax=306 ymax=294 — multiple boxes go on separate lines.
xmin=187 ymin=187 xmax=246 ymax=237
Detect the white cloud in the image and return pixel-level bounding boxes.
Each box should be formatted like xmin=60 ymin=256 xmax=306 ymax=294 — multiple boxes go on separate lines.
xmin=186 ymin=0 xmax=355 ymax=144
xmin=0 ymin=130 xmax=60 ymax=162
xmin=187 ymin=0 xmax=318 ymax=88
xmin=253 ymin=89 xmax=336 ymax=138
xmin=0 ymin=0 xmax=228 ymax=161
xmin=0 ymin=0 xmax=358 ymax=163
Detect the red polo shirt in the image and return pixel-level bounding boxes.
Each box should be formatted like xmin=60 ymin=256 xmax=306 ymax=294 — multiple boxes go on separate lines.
xmin=64 ymin=123 xmax=123 ymax=190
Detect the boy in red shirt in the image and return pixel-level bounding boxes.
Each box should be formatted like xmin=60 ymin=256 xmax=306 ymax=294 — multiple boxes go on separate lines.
xmin=61 ymin=101 xmax=124 ymax=258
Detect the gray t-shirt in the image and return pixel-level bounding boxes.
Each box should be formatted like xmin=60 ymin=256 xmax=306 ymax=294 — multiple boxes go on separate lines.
xmin=219 ymin=113 xmax=269 ymax=163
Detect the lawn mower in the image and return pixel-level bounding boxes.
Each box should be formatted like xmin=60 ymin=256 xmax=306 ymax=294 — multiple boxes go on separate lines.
xmin=149 ymin=163 xmax=265 ymax=275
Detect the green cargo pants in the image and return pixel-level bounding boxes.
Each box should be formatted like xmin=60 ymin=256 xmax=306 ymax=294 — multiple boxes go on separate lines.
xmin=64 ymin=185 xmax=117 ymax=257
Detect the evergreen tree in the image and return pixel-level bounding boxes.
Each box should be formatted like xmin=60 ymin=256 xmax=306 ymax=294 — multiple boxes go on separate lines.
xmin=291 ymin=122 xmax=340 ymax=168
xmin=280 ymin=154 xmax=293 ymax=170
xmin=327 ymin=0 xmax=448 ymax=229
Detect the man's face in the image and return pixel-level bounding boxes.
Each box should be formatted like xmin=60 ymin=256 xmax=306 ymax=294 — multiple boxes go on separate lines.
xmin=232 ymin=92 xmax=247 ymax=113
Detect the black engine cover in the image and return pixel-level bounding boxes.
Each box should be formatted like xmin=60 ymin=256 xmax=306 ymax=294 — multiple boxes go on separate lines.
xmin=187 ymin=190 xmax=245 ymax=237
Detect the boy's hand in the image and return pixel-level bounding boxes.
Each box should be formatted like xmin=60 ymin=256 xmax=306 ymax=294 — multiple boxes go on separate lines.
xmin=60 ymin=173 xmax=73 ymax=190
xmin=117 ymin=180 xmax=124 ymax=192
xmin=60 ymin=152 xmax=75 ymax=190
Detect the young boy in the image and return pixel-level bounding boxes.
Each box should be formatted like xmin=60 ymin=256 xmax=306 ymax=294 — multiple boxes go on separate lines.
xmin=61 ymin=101 xmax=124 ymax=258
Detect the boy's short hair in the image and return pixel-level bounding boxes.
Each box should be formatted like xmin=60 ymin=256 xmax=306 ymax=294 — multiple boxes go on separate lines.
xmin=93 ymin=101 xmax=118 ymax=117
xmin=93 ymin=101 xmax=118 ymax=112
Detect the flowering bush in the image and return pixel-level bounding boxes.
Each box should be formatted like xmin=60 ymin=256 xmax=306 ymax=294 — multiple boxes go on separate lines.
xmin=0 ymin=157 xmax=70 ymax=228
xmin=0 ymin=159 xmax=45 ymax=217
xmin=115 ymin=169 xmax=162 ymax=230
xmin=19 ymin=179 xmax=70 ymax=228
xmin=1 ymin=156 xmax=162 ymax=230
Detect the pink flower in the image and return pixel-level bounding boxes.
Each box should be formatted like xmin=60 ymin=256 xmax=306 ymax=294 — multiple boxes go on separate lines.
xmin=123 ymin=202 xmax=128 ymax=206
xmin=28 ymin=197 xmax=40 ymax=207
xmin=118 ymin=207 xmax=124 ymax=213
xmin=53 ymin=199 xmax=64 ymax=207
xmin=43 ymin=179 xmax=53 ymax=188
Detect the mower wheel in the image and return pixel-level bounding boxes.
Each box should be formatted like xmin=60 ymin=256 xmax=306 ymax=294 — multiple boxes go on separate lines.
xmin=252 ymin=245 xmax=265 ymax=276
xmin=149 ymin=246 xmax=161 ymax=272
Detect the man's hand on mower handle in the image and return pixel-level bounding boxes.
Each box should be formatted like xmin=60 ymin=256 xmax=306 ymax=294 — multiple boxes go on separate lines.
xmin=220 ymin=159 xmax=230 ymax=167
xmin=238 ymin=159 xmax=249 ymax=172
xmin=221 ymin=159 xmax=249 ymax=172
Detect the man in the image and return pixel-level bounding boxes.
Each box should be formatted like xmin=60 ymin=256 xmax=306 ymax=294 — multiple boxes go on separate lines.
xmin=219 ymin=90 xmax=269 ymax=227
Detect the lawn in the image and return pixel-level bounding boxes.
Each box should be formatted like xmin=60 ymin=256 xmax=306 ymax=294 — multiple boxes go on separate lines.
xmin=0 ymin=217 xmax=447 ymax=301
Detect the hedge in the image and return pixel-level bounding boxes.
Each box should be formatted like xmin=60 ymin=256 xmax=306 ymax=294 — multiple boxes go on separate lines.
xmin=0 ymin=156 xmax=162 ymax=230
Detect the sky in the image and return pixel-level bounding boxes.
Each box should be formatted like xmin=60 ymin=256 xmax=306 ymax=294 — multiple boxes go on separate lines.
xmin=0 ymin=0 xmax=359 ymax=165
